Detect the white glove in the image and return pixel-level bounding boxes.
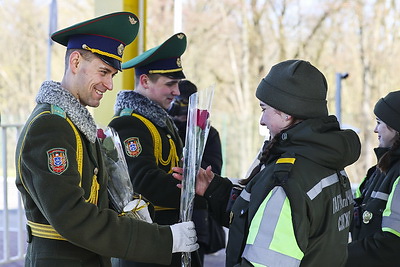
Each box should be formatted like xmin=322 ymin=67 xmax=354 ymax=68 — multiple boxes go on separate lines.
xmin=123 ymin=199 xmax=152 ymax=223
xmin=170 ymin=221 xmax=199 ymax=253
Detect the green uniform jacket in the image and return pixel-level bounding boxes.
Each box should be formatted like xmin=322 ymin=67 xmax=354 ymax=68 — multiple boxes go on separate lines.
xmin=347 ymin=146 xmax=400 ymax=267
xmin=204 ymin=116 xmax=361 ymax=267
xmin=109 ymin=90 xmax=204 ymax=267
xmin=15 ymin=81 xmax=173 ymax=267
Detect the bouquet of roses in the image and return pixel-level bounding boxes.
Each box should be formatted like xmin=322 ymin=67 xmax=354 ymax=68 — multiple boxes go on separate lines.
xmin=179 ymin=85 xmax=214 ymax=267
xmin=97 ymin=127 xmax=151 ymax=222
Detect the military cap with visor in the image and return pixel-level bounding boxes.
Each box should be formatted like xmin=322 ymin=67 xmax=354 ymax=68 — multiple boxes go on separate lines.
xmin=122 ymin=32 xmax=187 ymax=79
xmin=51 ymin=11 xmax=140 ymax=71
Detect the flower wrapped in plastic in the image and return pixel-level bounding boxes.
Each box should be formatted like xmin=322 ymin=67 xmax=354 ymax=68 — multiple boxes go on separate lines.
xmin=97 ymin=127 xmax=151 ymax=222
xmin=179 ymin=85 xmax=214 ymax=267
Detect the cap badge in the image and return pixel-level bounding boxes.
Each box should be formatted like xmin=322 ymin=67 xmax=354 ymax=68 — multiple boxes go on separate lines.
xmin=176 ymin=58 xmax=182 ymax=67
xmin=129 ymin=16 xmax=138 ymax=24
xmin=177 ymin=33 xmax=185 ymax=39
xmin=117 ymin=44 xmax=125 ymax=56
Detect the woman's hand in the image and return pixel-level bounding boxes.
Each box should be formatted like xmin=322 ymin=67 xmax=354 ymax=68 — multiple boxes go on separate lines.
xmin=172 ymin=166 xmax=214 ymax=196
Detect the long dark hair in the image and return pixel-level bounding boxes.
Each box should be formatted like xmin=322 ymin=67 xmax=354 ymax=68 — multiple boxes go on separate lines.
xmin=239 ymin=132 xmax=283 ymax=185
xmin=377 ymin=133 xmax=400 ymax=173
xmin=239 ymin=116 xmax=302 ymax=185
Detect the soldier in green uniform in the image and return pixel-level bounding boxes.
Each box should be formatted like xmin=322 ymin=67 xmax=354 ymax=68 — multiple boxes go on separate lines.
xmin=108 ymin=33 xmax=205 ymax=267
xmin=174 ymin=60 xmax=362 ymax=267
xmin=15 ymin=12 xmax=198 ymax=267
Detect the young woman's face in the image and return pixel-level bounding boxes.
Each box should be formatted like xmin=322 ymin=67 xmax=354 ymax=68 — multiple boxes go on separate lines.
xmin=374 ymin=118 xmax=398 ymax=148
xmin=259 ymin=101 xmax=290 ymax=138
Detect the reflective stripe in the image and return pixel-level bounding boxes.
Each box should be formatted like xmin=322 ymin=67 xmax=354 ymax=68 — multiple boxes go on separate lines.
xmin=240 ymin=189 xmax=251 ymax=202
xmin=371 ymin=191 xmax=389 ymax=201
xmin=382 ymin=176 xmax=400 ymax=236
xmin=355 ymin=176 xmax=367 ymax=198
xmin=243 ymin=186 xmax=303 ymax=266
xmin=27 ymin=220 xmax=66 ymax=241
xmin=307 ymin=171 xmax=346 ymax=200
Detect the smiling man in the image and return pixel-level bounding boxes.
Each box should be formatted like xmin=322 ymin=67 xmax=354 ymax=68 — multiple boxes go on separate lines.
xmin=15 ymin=13 xmax=198 ymax=267
xmin=109 ymin=33 xmax=206 ymax=267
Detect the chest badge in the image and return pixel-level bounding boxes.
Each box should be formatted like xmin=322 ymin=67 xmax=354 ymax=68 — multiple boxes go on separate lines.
xmin=124 ymin=137 xmax=142 ymax=157
xmin=362 ymin=210 xmax=373 ymax=224
xmin=47 ymin=148 xmax=68 ymax=175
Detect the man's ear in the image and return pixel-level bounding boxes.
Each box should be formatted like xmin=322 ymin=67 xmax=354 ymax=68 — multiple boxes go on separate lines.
xmin=139 ymin=74 xmax=149 ymax=88
xmin=69 ymin=51 xmax=81 ymax=74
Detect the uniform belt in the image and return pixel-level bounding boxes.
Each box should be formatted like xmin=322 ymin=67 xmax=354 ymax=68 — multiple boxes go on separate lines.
xmin=27 ymin=220 xmax=67 ymax=241
xmin=154 ymin=206 xmax=177 ymax=211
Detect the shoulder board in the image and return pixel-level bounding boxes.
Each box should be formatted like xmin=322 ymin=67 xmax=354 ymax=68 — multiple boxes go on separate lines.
xmin=50 ymin=105 xmax=66 ymax=118
xmin=274 ymin=152 xmax=296 ymax=185
xmin=120 ymin=108 xmax=134 ymax=117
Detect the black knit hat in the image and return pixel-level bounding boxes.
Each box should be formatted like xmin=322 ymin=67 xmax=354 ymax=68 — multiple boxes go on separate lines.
xmin=256 ymin=59 xmax=328 ymax=119
xmin=374 ymin=90 xmax=400 ymax=132
xmin=167 ymin=80 xmax=197 ymax=117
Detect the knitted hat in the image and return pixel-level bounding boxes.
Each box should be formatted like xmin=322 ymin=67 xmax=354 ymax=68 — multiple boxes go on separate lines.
xmin=374 ymin=90 xmax=400 ymax=132
xmin=167 ymin=80 xmax=197 ymax=116
xmin=256 ymin=59 xmax=328 ymax=119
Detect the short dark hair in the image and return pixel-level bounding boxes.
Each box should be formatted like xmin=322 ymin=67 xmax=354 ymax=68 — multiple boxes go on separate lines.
xmin=64 ymin=49 xmax=95 ymax=70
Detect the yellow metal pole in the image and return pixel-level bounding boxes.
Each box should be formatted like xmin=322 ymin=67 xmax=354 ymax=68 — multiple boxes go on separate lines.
xmin=93 ymin=0 xmax=146 ymax=127
xmin=123 ymin=0 xmax=146 ymax=90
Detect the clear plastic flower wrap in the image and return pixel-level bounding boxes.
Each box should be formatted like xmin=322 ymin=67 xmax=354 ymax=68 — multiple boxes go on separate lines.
xmin=97 ymin=127 xmax=150 ymax=221
xmin=179 ymin=85 xmax=214 ymax=266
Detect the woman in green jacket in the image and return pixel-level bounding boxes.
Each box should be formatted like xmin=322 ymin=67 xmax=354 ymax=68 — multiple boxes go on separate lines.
xmin=347 ymin=91 xmax=400 ymax=267
xmin=174 ymin=59 xmax=361 ymax=267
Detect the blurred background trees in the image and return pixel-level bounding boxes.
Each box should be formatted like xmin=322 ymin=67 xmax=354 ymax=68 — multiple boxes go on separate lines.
xmin=2 ymin=0 xmax=400 ymax=183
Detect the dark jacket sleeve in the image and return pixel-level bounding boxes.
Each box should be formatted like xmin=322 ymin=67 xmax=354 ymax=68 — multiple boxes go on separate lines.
xmin=203 ymin=175 xmax=233 ymax=227
xmin=17 ymin=114 xmax=173 ymax=264
xmin=201 ymin=126 xmax=223 ymax=175
xmin=347 ymin=231 xmax=400 ymax=267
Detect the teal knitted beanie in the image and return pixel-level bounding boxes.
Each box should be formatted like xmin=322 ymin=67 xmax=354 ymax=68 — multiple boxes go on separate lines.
xmin=256 ymin=59 xmax=328 ymax=119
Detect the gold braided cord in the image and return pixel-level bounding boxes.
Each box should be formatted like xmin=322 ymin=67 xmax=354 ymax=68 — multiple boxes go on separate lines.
xmin=132 ymin=114 xmax=179 ymax=173
xmin=66 ymin=118 xmax=83 ymax=187
xmin=66 ymin=118 xmax=99 ymax=205
xmin=85 ymin=172 xmax=100 ymax=205
xmin=27 ymin=220 xmax=67 ymax=241
xmin=82 ymin=44 xmax=122 ymax=61
xmin=149 ymin=68 xmax=183 ymax=74
xmin=119 ymin=194 xmax=150 ymax=216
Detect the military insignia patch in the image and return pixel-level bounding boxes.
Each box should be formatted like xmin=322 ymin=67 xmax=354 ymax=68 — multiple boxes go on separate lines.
xmin=47 ymin=148 xmax=68 ymax=175
xmin=124 ymin=137 xmax=142 ymax=157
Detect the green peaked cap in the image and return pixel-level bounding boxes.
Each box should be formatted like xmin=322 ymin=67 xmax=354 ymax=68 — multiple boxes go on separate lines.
xmin=51 ymin=12 xmax=140 ymax=70
xmin=122 ymin=32 xmax=187 ymax=78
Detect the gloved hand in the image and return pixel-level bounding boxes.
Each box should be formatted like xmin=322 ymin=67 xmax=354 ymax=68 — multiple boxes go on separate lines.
xmin=170 ymin=221 xmax=199 ymax=253
xmin=123 ymin=199 xmax=152 ymax=223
